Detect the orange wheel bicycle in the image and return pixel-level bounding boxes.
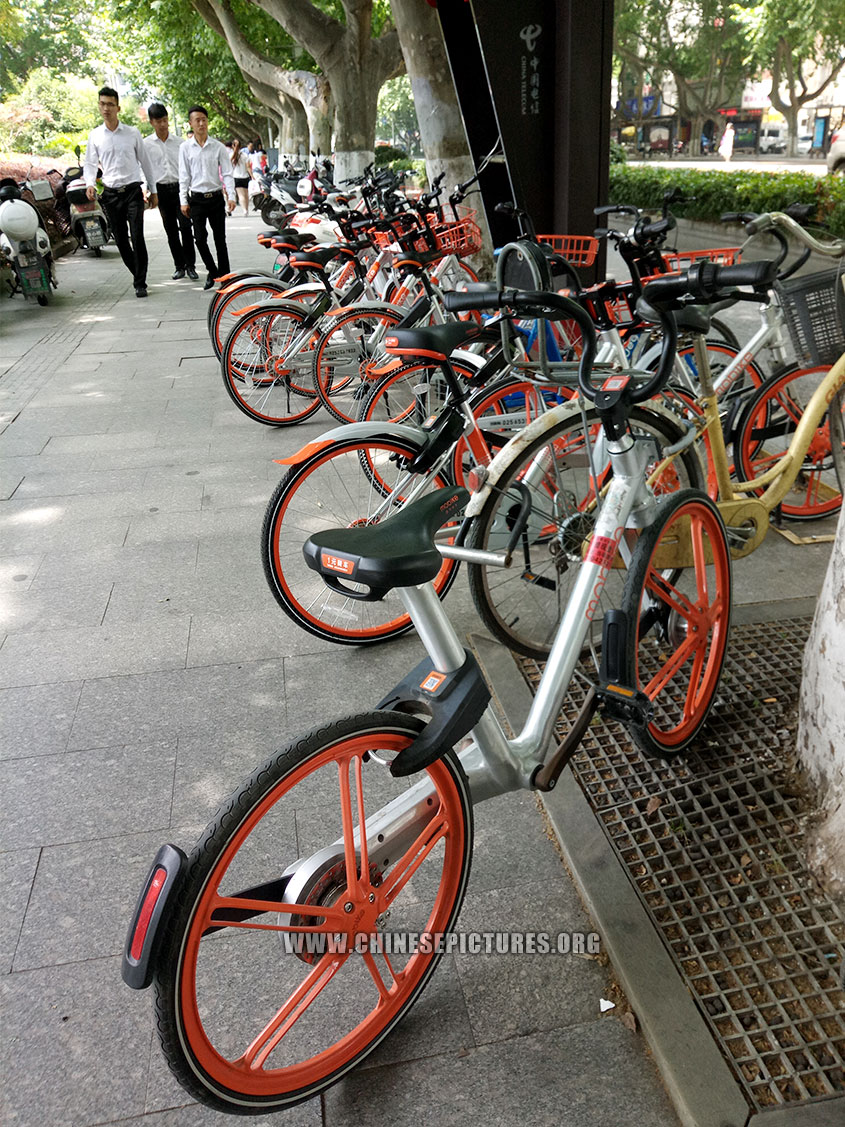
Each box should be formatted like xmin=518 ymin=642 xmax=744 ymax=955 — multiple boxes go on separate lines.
xmin=311 ymin=305 xmax=405 ymax=423
xmin=154 ymin=713 xmax=473 ymax=1113
xmin=622 ymin=491 xmax=732 ymax=757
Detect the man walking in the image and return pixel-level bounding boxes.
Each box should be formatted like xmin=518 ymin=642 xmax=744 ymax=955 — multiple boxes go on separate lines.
xmin=83 ymin=86 xmax=157 ymax=298
xmin=178 ymin=106 xmax=235 ymax=290
xmin=144 ymin=103 xmax=197 ymax=280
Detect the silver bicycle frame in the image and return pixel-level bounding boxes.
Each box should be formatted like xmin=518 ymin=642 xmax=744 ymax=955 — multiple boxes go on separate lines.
xmin=338 ymin=435 xmax=656 ymax=870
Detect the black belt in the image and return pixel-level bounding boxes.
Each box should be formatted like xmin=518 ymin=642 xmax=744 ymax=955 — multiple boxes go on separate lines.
xmin=189 ymin=190 xmax=222 ymax=200
xmin=157 ymin=181 xmax=179 ymax=189
xmin=103 ymin=182 xmax=140 ymax=194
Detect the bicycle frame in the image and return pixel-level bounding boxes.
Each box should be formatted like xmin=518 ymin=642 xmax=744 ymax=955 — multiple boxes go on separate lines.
xmin=319 ymin=436 xmax=658 ymax=870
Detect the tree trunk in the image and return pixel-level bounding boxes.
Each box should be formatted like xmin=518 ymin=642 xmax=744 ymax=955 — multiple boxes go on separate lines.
xmin=797 ymin=505 xmax=845 ymax=895
xmin=329 ymin=61 xmax=384 ymax=181
xmin=390 ymin=0 xmax=492 ymax=271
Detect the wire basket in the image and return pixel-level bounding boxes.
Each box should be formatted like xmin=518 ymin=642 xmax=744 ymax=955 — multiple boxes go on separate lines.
xmin=776 ymin=269 xmax=845 ymax=366
xmin=430 ymin=207 xmax=482 ymax=257
xmin=537 ymin=234 xmax=599 ymax=267
xmin=661 ymin=246 xmax=740 ymax=271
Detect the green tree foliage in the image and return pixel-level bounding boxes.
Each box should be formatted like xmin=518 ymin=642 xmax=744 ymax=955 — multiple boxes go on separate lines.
xmin=615 ymin=1 xmax=759 ymax=151
xmin=0 ymin=0 xmax=111 ymax=96
xmin=376 ymin=75 xmax=420 ymax=154
xmin=736 ymin=0 xmax=845 ymax=156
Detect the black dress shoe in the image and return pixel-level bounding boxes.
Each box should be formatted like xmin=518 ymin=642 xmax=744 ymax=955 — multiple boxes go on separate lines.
xmin=186 ymin=267 xmax=198 ymax=280
xmin=203 ymin=275 xmax=216 ymax=290
xmin=172 ymin=269 xmax=185 ymax=280
xmin=135 ymin=286 xmax=148 ymax=298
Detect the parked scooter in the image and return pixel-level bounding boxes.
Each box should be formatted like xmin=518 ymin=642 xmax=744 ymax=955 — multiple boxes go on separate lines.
xmin=0 ymin=178 xmax=57 ymax=305
xmin=54 ymin=166 xmax=111 ymax=256
xmin=252 ymin=165 xmax=302 ymax=228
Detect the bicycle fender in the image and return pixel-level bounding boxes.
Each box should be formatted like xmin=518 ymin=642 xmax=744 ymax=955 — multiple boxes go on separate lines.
xmin=122 ymin=843 xmax=186 ymax=990
xmin=463 ymin=399 xmax=584 ymax=517
xmin=218 ymin=274 xmax=279 ymax=296
xmin=462 ymin=398 xmax=690 ymax=517
xmin=322 ymin=300 xmax=406 ymax=319
xmin=376 ymin=650 xmax=491 ymax=777
xmin=234 ymin=296 xmax=322 ymax=318
xmin=274 ymin=421 xmax=426 ymax=466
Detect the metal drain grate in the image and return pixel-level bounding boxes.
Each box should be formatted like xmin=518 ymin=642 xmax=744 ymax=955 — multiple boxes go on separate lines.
xmin=520 ymin=616 xmax=845 ymax=1112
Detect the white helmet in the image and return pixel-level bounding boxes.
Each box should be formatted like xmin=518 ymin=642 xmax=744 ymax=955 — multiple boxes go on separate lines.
xmin=0 ymin=198 xmax=39 ymax=242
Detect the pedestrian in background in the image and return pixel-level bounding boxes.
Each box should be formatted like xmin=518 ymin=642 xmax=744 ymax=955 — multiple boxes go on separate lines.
xmin=719 ymin=122 xmax=735 ymax=162
xmin=178 ymin=106 xmax=235 ymax=290
xmin=144 ymin=103 xmax=197 ymax=280
xmin=83 ymin=86 xmax=157 ymax=297
xmin=230 ymin=140 xmax=252 ymax=217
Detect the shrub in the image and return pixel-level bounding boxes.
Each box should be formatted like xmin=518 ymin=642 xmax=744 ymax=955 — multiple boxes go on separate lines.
xmin=375 ymin=145 xmax=407 ymax=166
xmin=609 ymin=139 xmax=627 ymax=165
xmin=607 ymin=165 xmax=845 ymax=238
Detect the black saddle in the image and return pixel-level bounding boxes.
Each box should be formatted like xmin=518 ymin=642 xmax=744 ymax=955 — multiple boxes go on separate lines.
xmin=385 ymin=322 xmax=483 ymax=361
xmin=303 ymin=487 xmax=468 ymax=599
xmin=291 ymin=244 xmax=356 ymax=271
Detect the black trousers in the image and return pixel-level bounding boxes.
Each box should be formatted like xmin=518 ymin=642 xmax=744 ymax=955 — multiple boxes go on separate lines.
xmin=188 ymin=192 xmax=230 ymax=278
xmin=156 ymin=182 xmax=195 ymax=270
xmin=100 ymin=183 xmax=147 ymax=288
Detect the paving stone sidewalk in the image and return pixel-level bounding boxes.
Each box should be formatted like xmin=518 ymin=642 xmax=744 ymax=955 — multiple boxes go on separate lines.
xmin=1 ymin=213 xmax=834 ymax=1127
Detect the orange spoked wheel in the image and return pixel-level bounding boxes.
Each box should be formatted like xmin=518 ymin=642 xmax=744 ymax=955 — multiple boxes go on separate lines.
xmin=154 ymin=714 xmax=473 ymax=1112
xmin=261 ymin=437 xmax=460 ymax=644
xmin=734 ymin=365 xmax=844 ymax=521
xmin=622 ymin=491 xmax=732 ymax=758
xmin=312 ymin=306 xmax=404 ymax=424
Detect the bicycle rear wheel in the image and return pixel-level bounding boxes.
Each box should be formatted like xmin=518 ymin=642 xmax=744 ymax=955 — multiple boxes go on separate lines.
xmin=734 ymin=364 xmax=844 ymax=520
xmin=154 ymin=713 xmax=473 ymax=1113
xmin=209 ymin=278 xmax=290 ymax=359
xmin=622 ymin=490 xmax=732 ymax=757
xmin=312 ymin=305 xmax=404 ymax=423
xmin=261 ymin=437 xmax=460 ymax=644
xmin=466 ymin=404 xmax=705 ymax=660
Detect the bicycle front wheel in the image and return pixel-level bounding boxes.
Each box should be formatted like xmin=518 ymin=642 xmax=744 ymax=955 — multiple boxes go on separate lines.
xmin=221 ymin=303 xmax=322 ymax=426
xmin=467 ymin=405 xmax=705 ymax=659
xmin=154 ymin=712 xmax=473 ymax=1114
xmin=734 ymin=364 xmax=844 ymax=520
xmin=622 ymin=490 xmax=731 ymax=757
xmin=261 ymin=437 xmax=460 ymax=644
xmin=312 ymin=305 xmax=404 ymax=424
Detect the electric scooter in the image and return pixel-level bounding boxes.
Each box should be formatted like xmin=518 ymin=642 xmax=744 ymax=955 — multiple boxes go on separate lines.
xmin=54 ymin=166 xmax=111 ymax=256
xmin=0 ymin=178 xmax=57 ymax=306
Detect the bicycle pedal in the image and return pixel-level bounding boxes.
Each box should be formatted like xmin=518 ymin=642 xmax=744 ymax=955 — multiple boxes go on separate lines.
xmin=725 ymin=523 xmax=754 ymax=548
xmin=597 ymin=681 xmax=654 ymax=726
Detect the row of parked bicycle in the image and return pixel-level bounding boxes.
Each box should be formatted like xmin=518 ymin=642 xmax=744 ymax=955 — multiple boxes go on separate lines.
xmin=123 ymin=158 xmax=845 ymax=1113
xmin=201 ymin=167 xmax=845 ymax=656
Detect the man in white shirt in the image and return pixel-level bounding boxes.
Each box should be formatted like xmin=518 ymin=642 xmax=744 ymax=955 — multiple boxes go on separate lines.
xmin=145 ymin=103 xmax=197 ymax=281
xmin=178 ymin=106 xmax=235 ymax=290
xmin=83 ymin=86 xmax=157 ymax=298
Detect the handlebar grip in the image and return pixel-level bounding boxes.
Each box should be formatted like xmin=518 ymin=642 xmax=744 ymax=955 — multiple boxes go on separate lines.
xmin=721 ymin=211 xmax=758 ymax=225
xmin=594 ymin=204 xmax=639 ymax=217
xmin=635 ymin=216 xmax=675 ymax=244
xmin=643 ymin=259 xmax=778 ymax=307
xmin=443 ymin=290 xmax=506 ymax=313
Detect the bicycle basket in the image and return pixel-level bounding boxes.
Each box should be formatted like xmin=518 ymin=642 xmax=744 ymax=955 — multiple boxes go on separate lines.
xmin=537 ymin=234 xmax=599 ymax=267
xmin=661 ymin=246 xmax=740 ymax=271
xmin=776 ymin=269 xmax=845 ymax=366
xmin=430 ymin=207 xmax=482 ymax=257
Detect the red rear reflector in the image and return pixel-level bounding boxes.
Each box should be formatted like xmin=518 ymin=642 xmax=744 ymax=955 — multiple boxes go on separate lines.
xmin=130 ymin=867 xmax=167 ymax=961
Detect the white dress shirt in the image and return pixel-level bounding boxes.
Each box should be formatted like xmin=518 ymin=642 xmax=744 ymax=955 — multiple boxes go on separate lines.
xmin=178 ymin=137 xmax=235 ymax=205
xmin=83 ymin=122 xmax=157 ymax=190
xmin=144 ymin=132 xmax=184 ymax=185
xmin=232 ymin=151 xmax=251 ymax=179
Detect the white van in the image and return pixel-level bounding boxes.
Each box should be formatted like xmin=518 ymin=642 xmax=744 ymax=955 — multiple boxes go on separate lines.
xmin=759 ymin=126 xmax=787 ymax=153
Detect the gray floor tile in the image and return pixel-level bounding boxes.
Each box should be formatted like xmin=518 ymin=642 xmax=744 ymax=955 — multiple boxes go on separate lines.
xmin=469 ymin=791 xmax=571 ymax=894
xmin=1 ymin=482 xmax=204 ymax=523
xmin=30 ymin=539 xmax=198 ymax=589
xmin=44 ymin=431 xmax=164 ymax=455
xmin=324 ymin=1020 xmax=680 ymax=1127
xmin=103 ymin=568 xmax=267 ymax=625
xmin=13 ymin=829 xmax=179 ymax=971
xmin=68 ymin=659 xmax=287 ymax=751
xmin=0 ymin=618 xmax=190 ymax=688
xmin=187 ymin=608 xmax=335 ymax=667
xmin=0 ymin=849 xmax=39 ymax=973
xmin=453 ymin=879 xmax=607 ymax=1044
xmin=0 ymin=579 xmax=112 ymax=635
xmin=125 ymin=507 xmax=257 ymax=546
xmin=0 ymin=554 xmax=43 ymax=591
xmin=0 ymin=513 xmax=130 ymax=556
xmin=14 ymin=467 xmax=150 ymax=498
xmin=1 ymin=741 xmax=176 ymax=848
xmin=0 ymin=680 xmax=83 ymax=759
xmin=1 ymin=957 xmax=153 ymax=1127
xmin=93 ymin=443 xmax=212 ymax=470
xmin=0 ymin=469 xmax=23 ymax=500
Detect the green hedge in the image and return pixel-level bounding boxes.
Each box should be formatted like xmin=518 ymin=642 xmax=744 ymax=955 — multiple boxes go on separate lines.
xmin=608 ymin=165 xmax=845 ymax=238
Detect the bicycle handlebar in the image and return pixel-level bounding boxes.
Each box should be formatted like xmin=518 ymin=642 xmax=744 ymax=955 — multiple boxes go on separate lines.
xmin=442 ymin=288 xmax=677 ymax=405
xmin=746 ymin=211 xmax=845 ymax=257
